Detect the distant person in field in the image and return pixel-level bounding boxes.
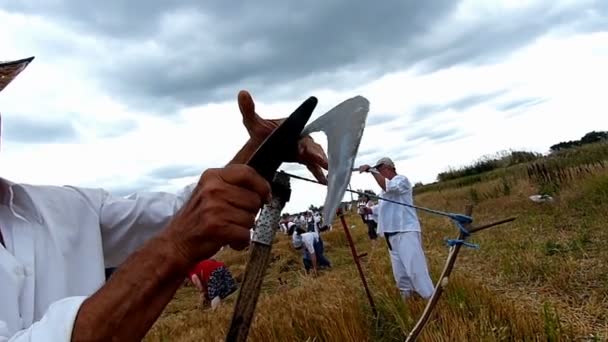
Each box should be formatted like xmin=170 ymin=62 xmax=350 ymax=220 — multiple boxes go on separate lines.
xmin=359 ymin=157 xmax=434 ymax=300
xmin=292 ymin=226 xmax=331 ymax=276
xmin=305 ymin=211 xmax=313 ymax=232
xmin=313 ymin=211 xmax=323 ymax=232
xmin=281 ymin=215 xmax=299 ymax=236
xmin=359 ymin=194 xmax=378 ymax=240
xmin=188 ymin=259 xmax=238 ymax=310
xmin=357 ymin=197 xmax=368 ymax=224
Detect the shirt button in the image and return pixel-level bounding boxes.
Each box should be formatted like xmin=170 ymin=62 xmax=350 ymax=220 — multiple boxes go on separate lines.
xmin=14 ymin=266 xmax=25 ymax=277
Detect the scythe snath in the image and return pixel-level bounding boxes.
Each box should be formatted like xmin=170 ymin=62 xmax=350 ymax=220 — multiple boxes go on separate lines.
xmin=225 ymin=96 xmax=370 ymax=342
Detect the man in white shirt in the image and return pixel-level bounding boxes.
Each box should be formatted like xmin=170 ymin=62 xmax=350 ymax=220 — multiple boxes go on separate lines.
xmin=358 ymin=194 xmax=378 ymax=240
xmin=313 ymin=211 xmax=322 ymax=232
xmin=0 ymin=68 xmax=330 ymax=342
xmin=292 ymin=227 xmax=331 ymax=276
xmin=359 ymin=157 xmax=434 ymax=300
xmin=357 ymin=197 xmax=368 ymax=224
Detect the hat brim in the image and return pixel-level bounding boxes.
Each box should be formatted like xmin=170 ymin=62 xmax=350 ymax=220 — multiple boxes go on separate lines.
xmin=0 ymin=56 xmax=35 ymax=93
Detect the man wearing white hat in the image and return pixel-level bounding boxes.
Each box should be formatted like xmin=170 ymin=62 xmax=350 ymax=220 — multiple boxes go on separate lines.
xmin=359 ymin=157 xmax=434 ymax=300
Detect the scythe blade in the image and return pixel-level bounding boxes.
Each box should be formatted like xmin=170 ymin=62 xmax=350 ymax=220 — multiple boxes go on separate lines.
xmin=301 ymin=96 xmax=369 ymax=225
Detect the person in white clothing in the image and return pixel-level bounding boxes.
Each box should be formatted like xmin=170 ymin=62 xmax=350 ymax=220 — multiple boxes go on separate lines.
xmin=292 ymin=227 xmax=331 ymax=276
xmin=359 ymin=194 xmax=378 ymax=240
xmin=359 ymin=157 xmax=434 ymax=300
xmin=0 ymin=62 xmax=331 ymax=342
xmin=313 ymin=211 xmax=322 ymax=232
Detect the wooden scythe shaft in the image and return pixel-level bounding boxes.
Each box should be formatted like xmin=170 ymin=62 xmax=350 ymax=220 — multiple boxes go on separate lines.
xmin=337 ymin=209 xmax=377 ymax=316
xmin=405 ymin=208 xmax=516 ymax=341
xmin=226 ymin=172 xmax=291 ymax=342
xmin=405 ymin=205 xmax=474 ymax=342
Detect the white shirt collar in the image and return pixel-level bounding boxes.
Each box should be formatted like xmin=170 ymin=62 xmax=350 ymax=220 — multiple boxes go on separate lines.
xmin=0 ymin=178 xmax=41 ymax=224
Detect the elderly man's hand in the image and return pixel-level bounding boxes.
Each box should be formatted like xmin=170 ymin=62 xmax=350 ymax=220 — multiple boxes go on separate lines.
xmin=358 ymin=164 xmax=371 ymax=173
xmin=238 ymin=90 xmax=329 ymax=185
xmin=166 ymin=164 xmax=271 ymax=263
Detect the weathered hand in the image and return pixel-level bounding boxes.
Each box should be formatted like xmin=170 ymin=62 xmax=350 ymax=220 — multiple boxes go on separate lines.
xmin=166 ymin=164 xmax=271 ymax=263
xmin=358 ymin=164 xmax=371 ymax=173
xmin=238 ymin=90 xmax=329 ymax=185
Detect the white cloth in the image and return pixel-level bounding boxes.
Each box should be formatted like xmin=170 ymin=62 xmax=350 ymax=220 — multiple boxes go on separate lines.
xmin=356 ymin=200 xmax=367 ymax=215
xmin=313 ymin=214 xmax=321 ymax=231
xmin=300 ymin=232 xmax=318 ymax=254
xmin=370 ymin=204 xmax=379 ymax=222
xmin=376 ymin=175 xmax=420 ymax=235
xmin=387 ymin=232 xmax=434 ymax=299
xmin=364 ymin=200 xmax=375 ymax=221
xmin=0 ymin=178 xmax=195 ymax=341
xmin=278 ymin=222 xmax=286 ymax=233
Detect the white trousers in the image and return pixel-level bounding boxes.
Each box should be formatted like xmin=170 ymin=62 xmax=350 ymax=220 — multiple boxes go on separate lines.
xmin=387 ymin=231 xmax=434 ymax=299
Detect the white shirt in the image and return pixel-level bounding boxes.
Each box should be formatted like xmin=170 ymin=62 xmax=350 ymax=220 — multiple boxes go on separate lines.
xmin=375 ymin=175 xmax=420 ymax=234
xmin=0 ymin=178 xmax=195 ymax=341
xmin=313 ymin=214 xmax=321 ymax=231
xmin=300 ymin=232 xmax=319 ymax=255
xmin=370 ymin=204 xmax=379 ymax=222
xmin=356 ymin=200 xmax=367 ymax=215
xmin=364 ymin=200 xmax=375 ymax=221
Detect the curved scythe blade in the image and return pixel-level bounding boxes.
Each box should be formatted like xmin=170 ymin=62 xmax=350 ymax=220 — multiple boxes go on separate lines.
xmin=301 ymin=96 xmax=369 ymax=225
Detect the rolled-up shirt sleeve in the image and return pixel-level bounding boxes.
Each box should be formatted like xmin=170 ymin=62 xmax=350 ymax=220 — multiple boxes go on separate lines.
xmin=97 ymin=183 xmax=197 ymax=267
xmin=384 ymin=176 xmax=409 ymax=194
xmin=1 ymin=296 xmax=87 ymax=342
xmin=304 ymin=237 xmax=316 ymax=254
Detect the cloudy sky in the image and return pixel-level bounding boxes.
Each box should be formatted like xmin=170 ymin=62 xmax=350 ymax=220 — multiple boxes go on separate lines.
xmin=0 ymin=0 xmax=606 ymax=214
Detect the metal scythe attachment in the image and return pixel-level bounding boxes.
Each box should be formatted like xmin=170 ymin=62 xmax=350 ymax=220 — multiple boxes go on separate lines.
xmin=226 ymin=95 xmax=370 ymax=342
xmin=301 ymin=96 xmax=370 ymax=226
xmin=226 ymin=97 xmax=317 ymax=342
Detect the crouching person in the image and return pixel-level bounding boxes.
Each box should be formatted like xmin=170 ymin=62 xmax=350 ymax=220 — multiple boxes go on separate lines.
xmin=292 ymin=227 xmax=331 ymax=276
xmin=188 ymin=259 xmax=238 ymax=310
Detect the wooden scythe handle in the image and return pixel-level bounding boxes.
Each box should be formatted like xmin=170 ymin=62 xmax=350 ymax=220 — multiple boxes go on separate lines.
xmin=226 ymin=172 xmax=291 ymax=342
xmin=405 ymin=205 xmax=474 ymax=341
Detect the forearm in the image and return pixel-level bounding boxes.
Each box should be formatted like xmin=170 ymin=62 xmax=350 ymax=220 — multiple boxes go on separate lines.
xmin=71 ymin=233 xmax=193 ymax=341
xmin=372 ymin=172 xmax=387 ymax=191
xmin=312 ymin=254 xmax=318 ymax=272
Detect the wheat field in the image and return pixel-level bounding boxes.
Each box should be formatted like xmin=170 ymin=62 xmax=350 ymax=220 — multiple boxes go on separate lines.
xmin=143 ymin=147 xmax=608 ymax=341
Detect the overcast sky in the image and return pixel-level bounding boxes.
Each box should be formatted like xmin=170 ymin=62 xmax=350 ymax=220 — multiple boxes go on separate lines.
xmin=0 ymin=0 xmax=606 ymax=214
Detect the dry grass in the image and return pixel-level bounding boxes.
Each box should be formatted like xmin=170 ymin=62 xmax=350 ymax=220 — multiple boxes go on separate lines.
xmin=143 ymin=163 xmax=608 ymax=341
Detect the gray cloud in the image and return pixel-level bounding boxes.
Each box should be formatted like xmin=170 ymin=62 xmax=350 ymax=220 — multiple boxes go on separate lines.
xmin=449 ymin=90 xmax=509 ymax=111
xmin=411 ymin=89 xmax=509 ymax=121
xmin=2 ymin=1 xmax=605 ymax=113
xmin=405 ymin=127 xmax=464 ymax=142
xmin=393 ymin=151 xmax=417 ymax=162
xmin=496 ymin=97 xmax=548 ymax=112
xmin=367 ymin=114 xmax=399 ymax=126
xmin=146 ymin=164 xmax=203 ymax=180
xmin=95 ymin=120 xmax=139 ymax=139
xmin=1 ymin=116 xmax=80 ymax=143
xmin=357 ymin=146 xmax=381 ymax=159
xmin=411 ymin=1 xmax=608 ymax=74
xmin=410 ymin=104 xmax=443 ymax=122
xmin=106 ymin=164 xmax=204 ymax=197
xmin=363 ymin=128 xmax=468 ymax=165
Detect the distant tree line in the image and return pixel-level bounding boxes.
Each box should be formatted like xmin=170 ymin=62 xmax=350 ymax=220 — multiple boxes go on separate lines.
xmin=549 ymin=131 xmax=608 ymax=152
xmin=437 ymin=150 xmax=542 ymax=182
xmin=435 ymin=131 xmax=608 ymax=182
